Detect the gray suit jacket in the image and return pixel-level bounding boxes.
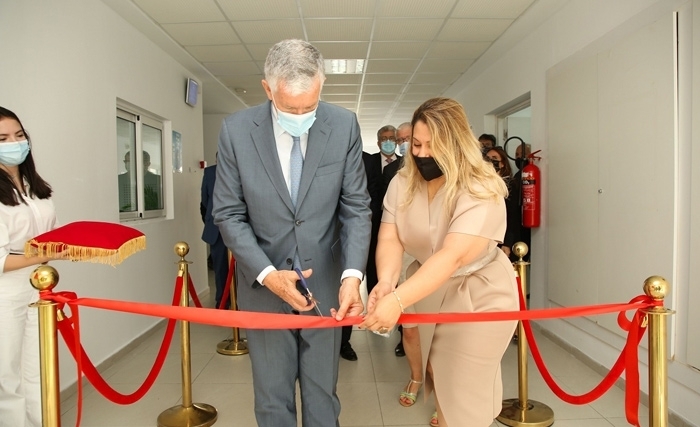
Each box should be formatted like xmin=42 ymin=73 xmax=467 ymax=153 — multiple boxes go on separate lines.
xmin=213 ymin=101 xmax=371 ymax=314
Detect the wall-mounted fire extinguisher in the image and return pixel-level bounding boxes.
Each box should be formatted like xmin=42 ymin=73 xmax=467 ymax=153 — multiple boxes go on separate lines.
xmin=522 ymin=150 xmax=542 ymax=228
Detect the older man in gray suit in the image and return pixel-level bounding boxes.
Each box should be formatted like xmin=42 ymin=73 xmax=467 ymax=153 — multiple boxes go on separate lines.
xmin=213 ymin=39 xmax=371 ymax=427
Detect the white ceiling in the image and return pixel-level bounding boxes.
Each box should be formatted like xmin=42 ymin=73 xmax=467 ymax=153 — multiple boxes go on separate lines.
xmin=129 ymin=0 xmax=539 ymax=134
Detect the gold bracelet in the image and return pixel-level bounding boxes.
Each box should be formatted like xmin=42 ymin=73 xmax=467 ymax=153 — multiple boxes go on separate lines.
xmin=392 ymin=290 xmax=405 ymax=313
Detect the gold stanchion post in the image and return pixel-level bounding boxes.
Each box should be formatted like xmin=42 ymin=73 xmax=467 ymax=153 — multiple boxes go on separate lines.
xmin=642 ymin=276 xmax=674 ymax=427
xmin=498 ymin=242 xmax=554 ymax=427
xmin=217 ymin=250 xmax=248 ymax=356
xmin=30 ymin=265 xmax=61 ymax=427
xmin=158 ymin=242 xmax=217 ymax=427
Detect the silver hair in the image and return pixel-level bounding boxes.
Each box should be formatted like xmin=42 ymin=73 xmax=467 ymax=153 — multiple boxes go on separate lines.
xmin=376 ymin=125 xmax=396 ymax=139
xmin=264 ymin=39 xmax=325 ymax=95
xmin=397 ymin=122 xmax=411 ymax=131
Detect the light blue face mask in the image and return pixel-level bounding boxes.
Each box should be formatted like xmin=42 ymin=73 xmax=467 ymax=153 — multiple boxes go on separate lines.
xmin=380 ymin=140 xmax=396 ymax=155
xmin=0 ymin=140 xmax=30 ymax=166
xmin=272 ymin=97 xmax=318 ymax=137
xmin=398 ymin=141 xmax=409 ymax=156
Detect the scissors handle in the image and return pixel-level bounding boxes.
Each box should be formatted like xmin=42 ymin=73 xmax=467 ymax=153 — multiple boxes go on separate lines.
xmin=294 ymin=268 xmax=323 ymax=317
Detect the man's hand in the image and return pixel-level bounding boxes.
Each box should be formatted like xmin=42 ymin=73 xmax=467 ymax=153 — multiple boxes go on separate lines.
xmin=262 ymin=269 xmax=315 ymax=312
xmin=331 ymin=277 xmax=363 ymax=321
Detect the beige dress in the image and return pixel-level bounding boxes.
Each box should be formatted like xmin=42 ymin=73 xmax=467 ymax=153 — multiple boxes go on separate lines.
xmin=383 ymin=174 xmax=518 ymax=427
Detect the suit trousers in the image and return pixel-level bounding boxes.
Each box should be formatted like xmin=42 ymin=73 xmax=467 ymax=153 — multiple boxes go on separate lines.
xmin=209 ymin=234 xmax=229 ymax=308
xmin=246 ymin=321 xmax=342 ymax=427
xmin=0 ymin=268 xmax=41 ymax=427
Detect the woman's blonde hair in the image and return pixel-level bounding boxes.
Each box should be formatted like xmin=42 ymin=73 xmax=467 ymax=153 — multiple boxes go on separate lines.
xmin=400 ymin=97 xmax=508 ymax=210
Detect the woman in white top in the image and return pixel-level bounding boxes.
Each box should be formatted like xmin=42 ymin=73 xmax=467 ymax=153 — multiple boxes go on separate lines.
xmin=0 ymin=106 xmax=63 ymax=427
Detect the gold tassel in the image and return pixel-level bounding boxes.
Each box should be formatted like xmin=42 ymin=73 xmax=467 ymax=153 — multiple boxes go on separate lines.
xmin=24 ymin=235 xmax=146 ymax=267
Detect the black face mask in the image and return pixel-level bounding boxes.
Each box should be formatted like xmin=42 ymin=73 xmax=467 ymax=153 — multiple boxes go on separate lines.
xmin=515 ymin=158 xmax=526 ymax=170
xmin=414 ymin=157 xmax=444 ymax=181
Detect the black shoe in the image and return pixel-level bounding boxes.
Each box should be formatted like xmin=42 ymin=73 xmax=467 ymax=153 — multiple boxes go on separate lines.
xmin=395 ymin=341 xmax=405 ymax=357
xmin=340 ymin=343 xmax=358 ymax=361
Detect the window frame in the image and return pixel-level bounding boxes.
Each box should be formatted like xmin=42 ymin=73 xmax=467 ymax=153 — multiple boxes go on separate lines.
xmin=117 ymin=106 xmax=166 ymax=221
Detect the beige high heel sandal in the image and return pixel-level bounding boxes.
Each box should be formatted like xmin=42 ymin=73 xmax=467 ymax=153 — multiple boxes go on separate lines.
xmin=399 ymin=378 xmax=423 ymax=407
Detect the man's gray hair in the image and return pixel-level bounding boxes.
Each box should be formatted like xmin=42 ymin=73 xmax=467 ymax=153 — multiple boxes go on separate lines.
xmin=264 ymin=39 xmax=325 ymax=95
xmin=376 ymin=125 xmax=396 ymax=139
xmin=397 ymin=122 xmax=411 ymax=131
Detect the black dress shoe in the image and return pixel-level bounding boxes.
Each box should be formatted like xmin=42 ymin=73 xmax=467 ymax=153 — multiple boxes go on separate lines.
xmin=340 ymin=343 xmax=358 ymax=361
xmin=395 ymin=341 xmax=405 ymax=357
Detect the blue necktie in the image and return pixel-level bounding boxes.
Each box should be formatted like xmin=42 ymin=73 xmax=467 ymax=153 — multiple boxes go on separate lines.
xmin=290 ymin=136 xmax=303 ymax=269
xmin=290 ymin=136 xmax=303 ymax=207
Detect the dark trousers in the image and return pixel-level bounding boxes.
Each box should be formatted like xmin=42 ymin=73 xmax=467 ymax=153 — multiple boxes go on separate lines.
xmin=210 ymin=234 xmax=229 ymax=308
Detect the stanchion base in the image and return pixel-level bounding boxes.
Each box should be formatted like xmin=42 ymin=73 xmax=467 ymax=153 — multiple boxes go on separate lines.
xmin=217 ymin=338 xmax=249 ymax=356
xmin=497 ymin=398 xmax=554 ymax=427
xmin=157 ymin=403 xmax=218 ymax=427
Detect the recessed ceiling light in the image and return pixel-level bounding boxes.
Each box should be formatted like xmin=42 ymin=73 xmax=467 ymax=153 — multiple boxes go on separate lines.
xmin=234 ymin=87 xmax=247 ymax=94
xmin=324 ymin=59 xmax=365 ymax=74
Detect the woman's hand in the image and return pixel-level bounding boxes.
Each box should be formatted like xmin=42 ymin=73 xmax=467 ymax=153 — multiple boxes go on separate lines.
xmin=360 ymin=289 xmax=402 ymax=334
xmin=365 ymin=280 xmax=393 ymax=314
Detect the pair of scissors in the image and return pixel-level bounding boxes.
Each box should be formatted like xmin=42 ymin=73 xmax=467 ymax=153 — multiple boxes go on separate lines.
xmin=294 ymin=268 xmax=323 ymax=317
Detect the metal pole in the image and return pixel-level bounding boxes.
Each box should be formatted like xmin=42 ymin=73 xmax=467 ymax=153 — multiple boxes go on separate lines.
xmin=217 ymin=251 xmax=248 ymax=356
xmin=642 ymin=276 xmax=674 ymax=427
xmin=498 ymin=242 xmax=554 ymax=427
xmin=30 ymin=266 xmax=61 ymax=427
xmin=158 ymin=242 xmax=217 ymax=427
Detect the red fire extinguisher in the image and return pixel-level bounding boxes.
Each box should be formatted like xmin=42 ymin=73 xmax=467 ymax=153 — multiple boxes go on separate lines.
xmin=522 ymin=150 xmax=542 ymax=228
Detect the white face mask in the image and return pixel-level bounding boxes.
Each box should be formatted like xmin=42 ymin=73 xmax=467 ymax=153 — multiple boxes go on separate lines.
xmin=271 ymin=95 xmax=318 ymax=137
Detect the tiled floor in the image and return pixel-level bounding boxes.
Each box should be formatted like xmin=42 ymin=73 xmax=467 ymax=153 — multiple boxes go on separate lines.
xmin=59 ymin=276 xmax=666 ymax=427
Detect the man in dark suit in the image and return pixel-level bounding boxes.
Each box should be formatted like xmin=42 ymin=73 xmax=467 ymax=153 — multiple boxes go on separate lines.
xmin=339 ymin=125 xmax=402 ymax=361
xmin=213 ymin=39 xmax=371 ymax=427
xmin=200 ymin=162 xmax=229 ymax=309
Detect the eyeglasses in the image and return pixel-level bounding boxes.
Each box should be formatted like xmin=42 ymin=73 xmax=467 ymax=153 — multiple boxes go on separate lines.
xmin=378 ymin=136 xmax=396 ymax=142
xmin=487 ymin=156 xmax=503 ymax=163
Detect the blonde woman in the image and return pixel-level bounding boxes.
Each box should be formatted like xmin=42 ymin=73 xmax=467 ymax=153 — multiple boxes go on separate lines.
xmin=361 ymin=97 xmax=518 ymax=427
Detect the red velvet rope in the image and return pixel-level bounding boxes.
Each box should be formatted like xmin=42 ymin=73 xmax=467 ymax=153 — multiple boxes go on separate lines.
xmin=216 ymin=257 xmax=235 ymax=310
xmin=39 ymin=283 xmax=660 ymax=427
xmin=516 ymin=278 xmax=654 ymax=427
xmin=186 ymin=273 xmax=203 ymax=308
xmin=43 ymin=277 xmax=181 ymax=427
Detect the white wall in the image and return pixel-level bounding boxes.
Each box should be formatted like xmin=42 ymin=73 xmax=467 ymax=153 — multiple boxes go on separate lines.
xmin=447 ymin=0 xmax=700 ymax=424
xmin=203 ymin=114 xmax=228 ymax=165
xmin=0 ymin=0 xmax=211 ymax=390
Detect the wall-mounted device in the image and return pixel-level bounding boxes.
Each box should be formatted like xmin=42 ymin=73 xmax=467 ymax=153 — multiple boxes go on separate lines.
xmin=185 ymin=78 xmax=199 ymax=107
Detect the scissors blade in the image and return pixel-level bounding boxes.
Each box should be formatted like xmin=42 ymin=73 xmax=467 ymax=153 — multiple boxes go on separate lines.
xmin=294 ymin=268 xmax=323 ymax=317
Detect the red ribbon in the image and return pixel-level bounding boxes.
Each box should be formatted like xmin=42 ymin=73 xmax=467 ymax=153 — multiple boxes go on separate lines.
xmin=186 ymin=273 xmax=203 ymax=308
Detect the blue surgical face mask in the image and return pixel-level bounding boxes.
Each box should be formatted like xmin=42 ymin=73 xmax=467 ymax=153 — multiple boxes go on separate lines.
xmin=272 ymin=96 xmax=317 ymax=137
xmin=380 ymin=140 xmax=396 ymax=156
xmin=398 ymin=141 xmax=409 ymax=156
xmin=0 ymin=140 xmax=30 ymax=166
